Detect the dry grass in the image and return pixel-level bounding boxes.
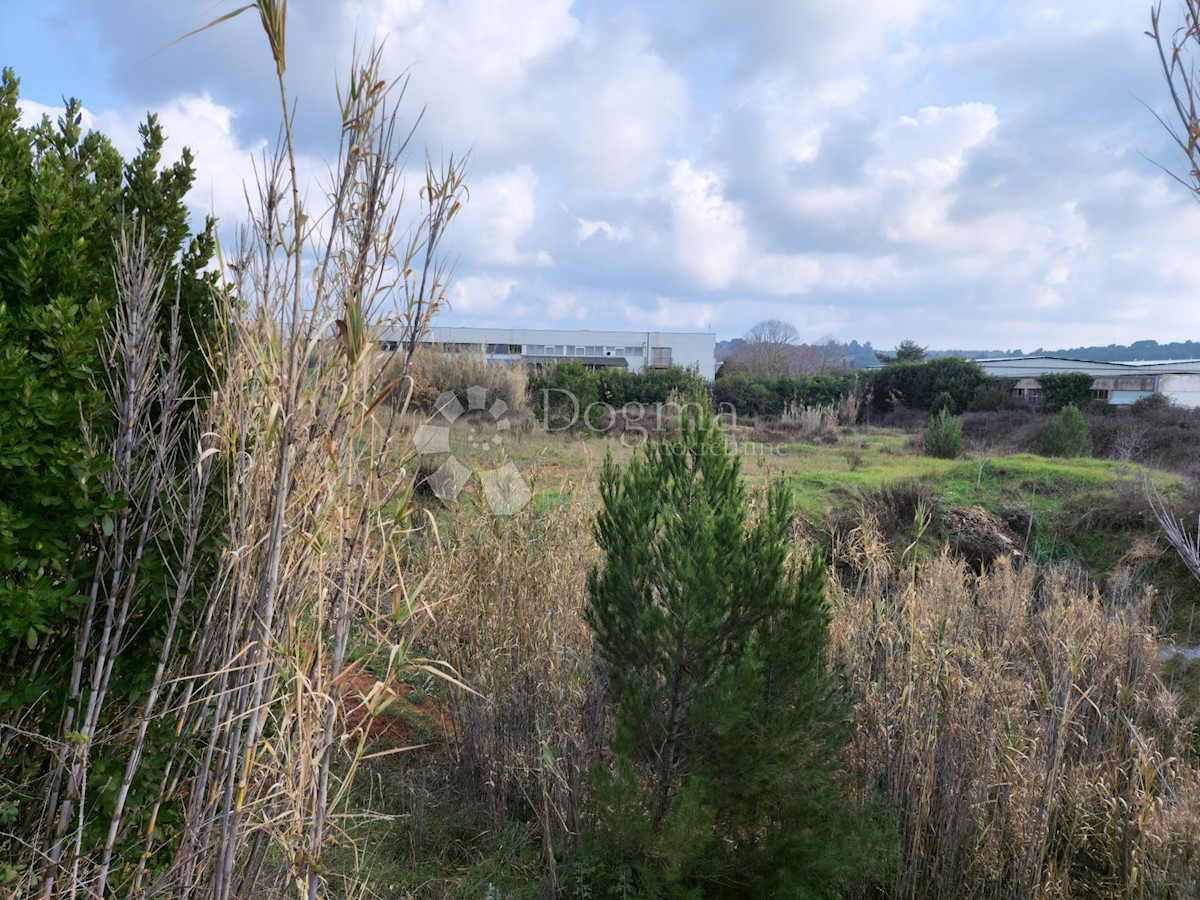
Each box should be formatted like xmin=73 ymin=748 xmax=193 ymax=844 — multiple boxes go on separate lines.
xmin=378 ymin=466 xmax=1200 ymax=897
xmin=398 ymin=351 xmax=529 ymax=414
xmin=410 ymin=490 xmax=605 ymax=888
xmin=17 ymin=27 xmax=468 ymax=900
xmin=780 ymin=402 xmax=840 ymax=437
xmin=831 ymin=524 xmax=1200 ymax=898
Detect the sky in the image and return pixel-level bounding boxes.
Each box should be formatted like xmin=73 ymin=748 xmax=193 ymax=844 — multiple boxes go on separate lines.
xmin=3 ymin=0 xmax=1199 ymax=350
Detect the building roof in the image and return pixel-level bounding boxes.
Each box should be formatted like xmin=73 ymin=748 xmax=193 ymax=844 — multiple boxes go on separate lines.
xmin=974 ymin=355 xmax=1200 ymax=376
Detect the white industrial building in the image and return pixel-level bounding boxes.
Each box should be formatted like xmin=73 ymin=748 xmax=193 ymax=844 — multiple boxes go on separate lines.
xmin=383 ymin=326 xmax=717 ymax=380
xmin=975 ymin=356 xmax=1200 ymax=408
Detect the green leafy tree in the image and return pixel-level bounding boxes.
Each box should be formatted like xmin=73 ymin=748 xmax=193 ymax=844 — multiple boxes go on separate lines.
xmin=1039 ymin=404 xmax=1092 ymax=458
xmin=1037 ymin=371 xmax=1095 ymax=412
xmin=924 ymin=409 xmax=964 ymax=459
xmin=0 ymin=69 xmax=220 ymax=649
xmin=574 ymin=413 xmax=894 ymax=897
xmin=875 ymin=338 xmax=927 ymax=364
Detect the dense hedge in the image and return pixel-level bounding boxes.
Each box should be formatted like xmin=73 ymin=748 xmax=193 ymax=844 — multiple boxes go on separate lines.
xmin=599 ymin=365 xmax=708 ymax=407
xmin=863 ymin=357 xmax=988 ymax=413
xmin=1038 ymin=372 xmax=1095 ymax=412
xmin=529 ymin=363 xmax=710 ymax=428
xmin=712 ymin=373 xmax=853 ymax=418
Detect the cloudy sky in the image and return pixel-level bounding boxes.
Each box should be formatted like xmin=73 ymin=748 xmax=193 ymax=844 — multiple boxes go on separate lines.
xmin=4 ymin=0 xmax=1199 ymax=350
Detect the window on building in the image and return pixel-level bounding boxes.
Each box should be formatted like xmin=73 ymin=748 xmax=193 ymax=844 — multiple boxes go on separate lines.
xmin=625 ymin=346 xmax=643 ymax=357
xmin=650 ymin=346 xmax=673 ymax=367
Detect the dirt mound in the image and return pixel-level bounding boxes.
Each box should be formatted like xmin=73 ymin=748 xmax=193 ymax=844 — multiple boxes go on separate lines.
xmin=337 ymin=665 xmax=452 ymax=749
xmin=944 ymin=505 xmax=1024 ymax=569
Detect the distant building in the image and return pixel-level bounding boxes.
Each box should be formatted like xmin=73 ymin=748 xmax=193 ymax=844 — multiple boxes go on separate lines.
xmin=383 ymin=326 xmax=717 ymax=380
xmin=975 ymin=356 xmax=1200 ymax=408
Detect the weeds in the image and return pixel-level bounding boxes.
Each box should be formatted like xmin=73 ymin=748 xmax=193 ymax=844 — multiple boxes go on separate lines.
xmin=833 ymin=548 xmax=1200 ymax=898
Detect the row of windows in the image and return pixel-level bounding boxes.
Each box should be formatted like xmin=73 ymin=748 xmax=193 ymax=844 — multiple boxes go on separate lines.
xmin=409 ymin=340 xmax=678 ymax=362
xmin=525 ymin=344 xmax=646 ymax=357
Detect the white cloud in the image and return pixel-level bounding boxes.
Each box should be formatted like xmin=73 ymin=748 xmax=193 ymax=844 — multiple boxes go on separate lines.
xmin=664 ymin=159 xmax=748 ymax=290
xmin=18 ymin=0 xmax=1200 ymax=348
xmin=19 ymin=93 xmax=269 ymax=226
xmin=459 ymin=165 xmax=551 ymax=267
xmin=446 ymin=274 xmax=531 ymax=319
xmin=576 ymin=217 xmax=630 ymax=243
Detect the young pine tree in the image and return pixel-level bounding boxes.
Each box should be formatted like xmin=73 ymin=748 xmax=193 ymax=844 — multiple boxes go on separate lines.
xmin=1039 ymin=403 xmax=1092 ymax=458
xmin=924 ymin=408 xmax=964 ymax=459
xmin=576 ymin=413 xmax=894 ymax=898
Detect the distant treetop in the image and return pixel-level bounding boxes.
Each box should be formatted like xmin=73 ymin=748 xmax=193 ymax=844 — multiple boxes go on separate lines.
xmin=875 ymin=339 xmax=927 ymax=365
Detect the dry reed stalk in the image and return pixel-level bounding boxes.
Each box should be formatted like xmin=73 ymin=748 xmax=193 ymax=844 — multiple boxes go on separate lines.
xmin=411 ymin=489 xmax=606 ymax=885
xmin=28 ymin=16 xmax=467 ymax=899
xmin=397 ymin=351 xmax=529 ymax=414
xmin=780 ymin=402 xmax=839 ymax=438
xmin=830 ymin=545 xmax=1200 ymax=898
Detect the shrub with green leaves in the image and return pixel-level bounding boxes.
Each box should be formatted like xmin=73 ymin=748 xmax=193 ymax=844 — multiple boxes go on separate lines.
xmin=573 ymin=413 xmax=895 ymax=897
xmin=969 ymin=378 xmax=1014 ymax=412
xmin=0 ymin=69 xmax=220 ymax=651
xmin=712 ymin=371 xmax=853 ymax=418
xmin=599 ymin=364 xmax=708 ymax=407
xmin=924 ymin=409 xmax=965 ymax=459
xmin=1038 ymin=371 xmax=1095 ymax=412
xmin=527 ymin=360 xmax=601 ymax=429
xmin=865 ymin=356 xmax=986 ymax=413
xmin=1039 ymin=404 xmax=1093 ymax=458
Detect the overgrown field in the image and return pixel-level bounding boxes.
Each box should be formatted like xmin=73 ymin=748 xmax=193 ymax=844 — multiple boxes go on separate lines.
xmin=422 ymin=419 xmax=1200 ymax=636
xmin=330 ymin=413 xmax=1200 ymax=897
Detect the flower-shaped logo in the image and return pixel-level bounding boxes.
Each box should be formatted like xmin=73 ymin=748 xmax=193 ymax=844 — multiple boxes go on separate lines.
xmin=413 ymin=386 xmax=531 ymax=515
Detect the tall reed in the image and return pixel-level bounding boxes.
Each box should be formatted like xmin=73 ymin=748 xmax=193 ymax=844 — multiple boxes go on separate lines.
xmin=831 ymin=526 xmax=1200 ymax=898
xmin=413 ymin=490 xmax=606 ymax=888
xmin=23 ymin=13 xmax=467 ymax=898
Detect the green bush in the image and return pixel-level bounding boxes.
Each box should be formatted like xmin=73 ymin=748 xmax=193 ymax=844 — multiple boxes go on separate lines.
xmin=1038 ymin=372 xmax=1094 ymax=412
xmin=930 ymin=391 xmax=956 ymax=417
xmin=527 ymin=361 xmax=601 ymax=429
xmin=865 ymin=356 xmax=986 ymax=413
xmin=924 ymin=409 xmax=965 ymax=459
xmin=712 ymin=372 xmax=853 ymax=418
xmin=0 ymin=70 xmax=219 ymax=650
xmin=1130 ymin=392 xmax=1176 ymax=415
xmin=969 ymin=378 xmax=1014 ymax=412
xmin=573 ymin=413 xmax=895 ymax=897
xmin=1039 ymin=404 xmax=1093 ymax=458
xmin=599 ymin=365 xmax=707 ymax=407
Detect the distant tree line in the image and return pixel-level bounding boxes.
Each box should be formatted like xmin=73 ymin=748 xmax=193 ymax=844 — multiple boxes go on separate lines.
xmin=717 ymin=329 xmax=1200 ymax=372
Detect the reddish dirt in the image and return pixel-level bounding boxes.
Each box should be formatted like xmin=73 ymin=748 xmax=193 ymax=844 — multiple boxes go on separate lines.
xmin=335 ymin=664 xmax=453 ymax=750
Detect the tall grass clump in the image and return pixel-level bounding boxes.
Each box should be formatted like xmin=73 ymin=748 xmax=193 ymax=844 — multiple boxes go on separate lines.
xmin=832 ymin=526 xmax=1200 ymax=898
xmin=413 ymin=490 xmax=605 ymax=889
xmin=405 ymin=351 xmax=528 ymax=414
xmin=12 ymin=8 xmax=468 ymax=897
xmin=780 ymin=401 xmax=839 ymax=438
